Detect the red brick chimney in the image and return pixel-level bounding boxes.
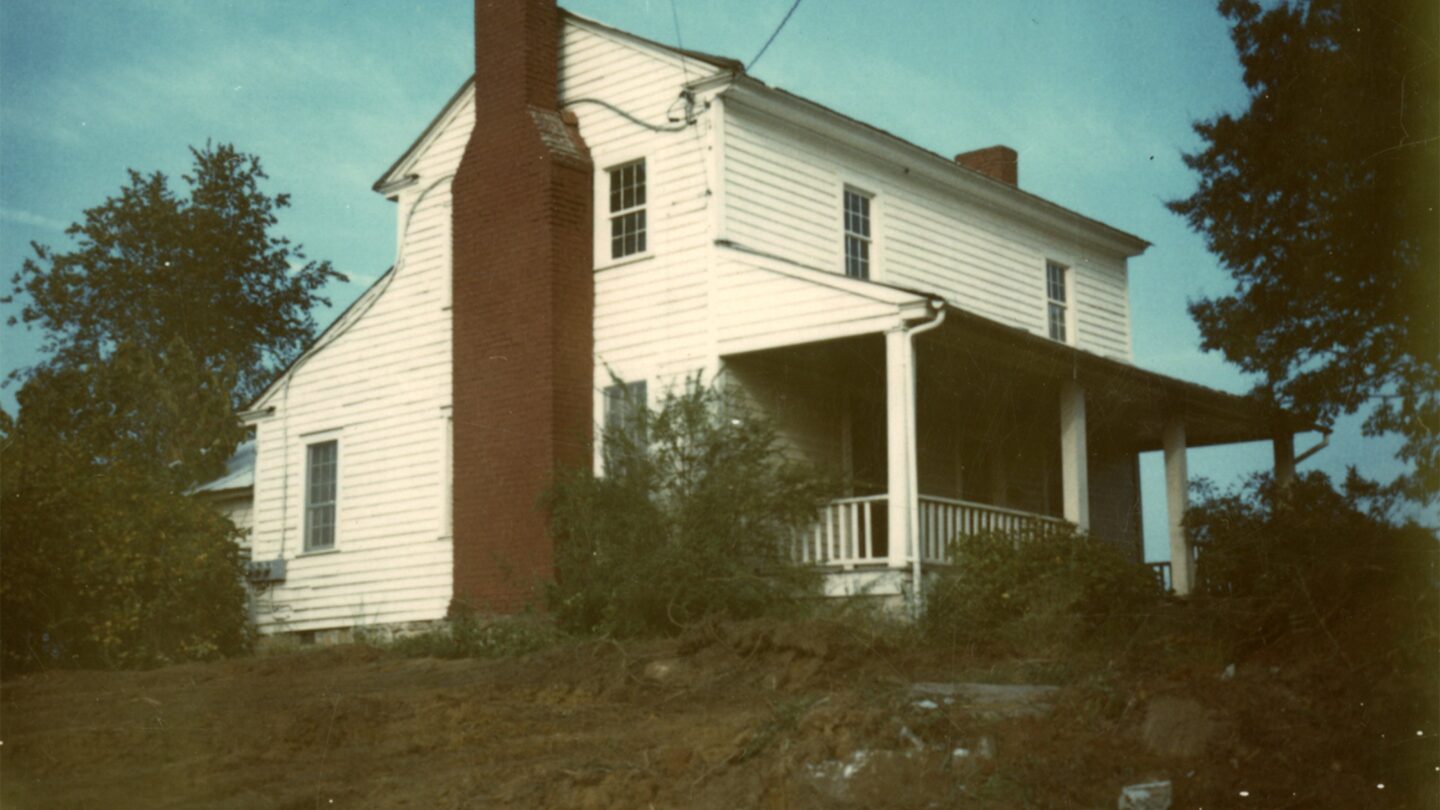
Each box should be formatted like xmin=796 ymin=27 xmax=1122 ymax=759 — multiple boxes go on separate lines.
xmin=450 ymin=0 xmax=593 ymax=612
xmin=955 ymin=145 xmax=1018 ymax=186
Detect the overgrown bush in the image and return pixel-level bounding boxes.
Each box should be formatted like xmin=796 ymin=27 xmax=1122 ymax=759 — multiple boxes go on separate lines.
xmin=545 ymin=377 xmax=832 ymax=637
xmin=1186 ymin=472 xmax=1437 ymax=663
xmin=921 ymin=528 xmax=1160 ymax=656
xmin=1 ymin=353 xmax=253 ymax=673
xmin=1182 ymin=473 xmax=1438 ymax=800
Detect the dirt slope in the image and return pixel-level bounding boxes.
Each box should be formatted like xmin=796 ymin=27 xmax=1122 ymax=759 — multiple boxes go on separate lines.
xmin=2 ymin=621 xmax=1434 ymax=808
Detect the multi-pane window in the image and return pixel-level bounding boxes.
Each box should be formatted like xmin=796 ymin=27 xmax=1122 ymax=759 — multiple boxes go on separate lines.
xmin=1046 ymin=260 xmax=1069 ymax=343
xmin=603 ymin=380 xmax=647 ymax=475
xmin=608 ymin=160 xmax=647 ymax=259
xmin=304 ymin=440 xmax=338 ymax=551
xmin=843 ymin=188 xmax=872 ymax=280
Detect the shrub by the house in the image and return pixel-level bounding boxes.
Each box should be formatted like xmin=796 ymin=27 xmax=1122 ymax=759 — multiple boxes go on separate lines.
xmin=922 ymin=527 xmax=1160 ymax=656
xmin=546 ymin=378 xmax=831 ymax=637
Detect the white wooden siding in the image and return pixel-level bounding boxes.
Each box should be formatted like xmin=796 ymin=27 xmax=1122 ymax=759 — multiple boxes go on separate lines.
xmin=203 ymin=493 xmax=253 ymax=551
xmin=713 ymin=253 xmax=914 ymax=355
xmin=248 ymin=102 xmax=460 ymax=633
xmin=721 ymin=102 xmax=1134 ymax=361
xmin=247 ymin=19 xmax=733 ymax=632
xmin=563 ymin=21 xmax=725 ymax=416
xmin=724 ymin=357 xmax=844 ymax=471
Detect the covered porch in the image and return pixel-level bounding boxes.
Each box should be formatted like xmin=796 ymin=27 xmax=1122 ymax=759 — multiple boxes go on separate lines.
xmin=722 ymin=302 xmax=1312 ymax=596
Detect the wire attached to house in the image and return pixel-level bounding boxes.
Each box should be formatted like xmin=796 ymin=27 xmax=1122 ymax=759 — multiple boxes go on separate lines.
xmin=565 ymin=97 xmax=693 ymax=131
xmin=747 ymin=0 xmax=804 ymax=71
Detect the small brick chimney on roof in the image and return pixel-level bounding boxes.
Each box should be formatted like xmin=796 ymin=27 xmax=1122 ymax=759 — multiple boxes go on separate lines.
xmin=450 ymin=0 xmax=594 ymax=612
xmin=955 ymin=145 xmax=1018 ymax=186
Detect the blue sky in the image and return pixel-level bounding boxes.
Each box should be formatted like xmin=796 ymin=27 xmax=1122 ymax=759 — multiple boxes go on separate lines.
xmin=0 ymin=0 xmax=1413 ymax=557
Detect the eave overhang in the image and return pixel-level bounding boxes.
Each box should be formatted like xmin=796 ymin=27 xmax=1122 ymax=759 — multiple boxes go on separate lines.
xmin=929 ymin=304 xmax=1319 ymax=451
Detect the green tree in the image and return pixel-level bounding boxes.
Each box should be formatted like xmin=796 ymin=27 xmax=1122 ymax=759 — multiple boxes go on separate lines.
xmin=6 ymin=142 xmax=342 ymax=404
xmin=1 ymin=144 xmax=341 ymax=670
xmin=1 ymin=348 xmax=252 ymax=669
xmin=1168 ymin=0 xmax=1438 ymax=500
xmin=546 ymin=378 xmax=832 ymax=637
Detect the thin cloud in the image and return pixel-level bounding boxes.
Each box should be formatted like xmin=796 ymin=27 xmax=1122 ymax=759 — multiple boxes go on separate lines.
xmin=0 ymin=207 xmax=69 ymax=232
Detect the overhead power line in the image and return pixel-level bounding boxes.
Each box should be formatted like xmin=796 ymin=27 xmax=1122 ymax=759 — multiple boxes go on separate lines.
xmin=747 ymin=0 xmax=804 ymax=72
xmin=669 ymin=0 xmax=691 ymax=84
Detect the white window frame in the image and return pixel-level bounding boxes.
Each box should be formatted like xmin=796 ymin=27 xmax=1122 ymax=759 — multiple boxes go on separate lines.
xmin=600 ymin=156 xmax=650 ymax=266
xmin=843 ymin=186 xmax=874 ymax=280
xmin=302 ymin=434 xmax=341 ymax=553
xmin=1045 ymin=259 xmax=1073 ymax=344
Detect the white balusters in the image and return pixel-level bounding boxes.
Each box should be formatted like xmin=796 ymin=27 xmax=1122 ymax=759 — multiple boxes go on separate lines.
xmin=797 ymin=494 xmax=1071 ymax=567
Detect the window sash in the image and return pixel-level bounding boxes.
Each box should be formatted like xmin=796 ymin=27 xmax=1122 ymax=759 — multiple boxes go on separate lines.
xmin=610 ymin=210 xmax=646 ymax=259
xmin=1048 ymin=302 xmax=1068 ymax=342
xmin=845 ymin=235 xmax=869 ymax=279
xmin=1046 ymin=260 xmax=1067 ymax=304
xmin=304 ymin=440 xmax=338 ymax=551
xmin=844 ymin=189 xmax=872 ymax=280
xmin=1045 ymin=261 xmax=1069 ymax=342
xmin=608 ymin=161 xmax=647 ymax=259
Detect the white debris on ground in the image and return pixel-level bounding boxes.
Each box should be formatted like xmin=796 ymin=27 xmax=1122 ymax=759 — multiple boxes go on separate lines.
xmin=909 ymin=682 xmax=1061 ymax=719
xmin=948 ymin=735 xmax=995 ymax=761
xmin=1118 ymin=779 xmax=1173 ymax=810
xmin=805 ymin=748 xmax=872 ymax=782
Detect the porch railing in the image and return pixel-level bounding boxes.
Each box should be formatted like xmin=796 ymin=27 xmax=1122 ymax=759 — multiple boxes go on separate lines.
xmin=794 ymin=494 xmax=1070 ymax=568
xmin=1148 ymin=545 xmax=1205 ymax=592
xmin=793 ymin=495 xmax=888 ymax=568
xmin=915 ymin=494 xmax=1069 ymax=563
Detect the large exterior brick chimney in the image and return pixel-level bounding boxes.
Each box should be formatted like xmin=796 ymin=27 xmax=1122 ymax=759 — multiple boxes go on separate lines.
xmin=955 ymin=145 xmax=1018 ymax=186
xmin=450 ymin=0 xmax=593 ymax=612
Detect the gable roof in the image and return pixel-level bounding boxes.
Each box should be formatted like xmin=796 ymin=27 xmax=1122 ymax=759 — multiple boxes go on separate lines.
xmin=558 ymin=8 xmax=743 ymax=74
xmin=373 ymin=76 xmax=475 ymax=195
xmin=374 ymin=9 xmax=736 ymax=195
xmin=373 ymin=8 xmax=1147 ymax=256
xmin=246 ymin=265 xmax=396 ymax=412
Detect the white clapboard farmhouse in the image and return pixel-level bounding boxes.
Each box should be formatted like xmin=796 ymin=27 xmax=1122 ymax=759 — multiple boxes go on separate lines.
xmin=213 ymin=0 xmax=1310 ymax=637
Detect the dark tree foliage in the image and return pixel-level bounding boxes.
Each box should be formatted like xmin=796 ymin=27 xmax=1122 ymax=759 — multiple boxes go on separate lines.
xmin=1169 ymin=0 xmax=1439 ymax=500
xmin=1 ymin=345 xmax=252 ymax=670
xmin=5 ymin=142 xmax=342 ymax=404
xmin=546 ymin=378 xmax=832 ymax=637
xmin=1 ymin=144 xmax=339 ymax=671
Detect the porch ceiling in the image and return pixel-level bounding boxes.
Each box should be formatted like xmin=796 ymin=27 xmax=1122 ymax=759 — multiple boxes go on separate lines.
xmin=719 ymin=301 xmax=1320 ymax=453
xmin=926 ymin=305 xmax=1320 ymax=452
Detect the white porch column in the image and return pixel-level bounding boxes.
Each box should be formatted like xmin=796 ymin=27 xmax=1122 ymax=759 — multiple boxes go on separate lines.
xmin=1273 ymin=431 xmax=1296 ymax=489
xmin=1059 ymin=379 xmax=1090 ymax=532
xmin=885 ymin=328 xmax=914 ymax=569
xmin=1163 ymin=415 xmax=1195 ymax=596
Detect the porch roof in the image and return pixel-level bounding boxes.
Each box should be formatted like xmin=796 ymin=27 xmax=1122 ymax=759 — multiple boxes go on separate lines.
xmin=929 ymin=304 xmax=1321 ymax=451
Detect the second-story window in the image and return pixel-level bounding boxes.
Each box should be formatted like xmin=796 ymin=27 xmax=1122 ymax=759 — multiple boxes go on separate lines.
xmin=843 ymin=188 xmax=872 ymax=280
xmin=1046 ymin=260 xmax=1069 ymax=343
xmin=609 ymin=160 xmax=646 ymax=259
